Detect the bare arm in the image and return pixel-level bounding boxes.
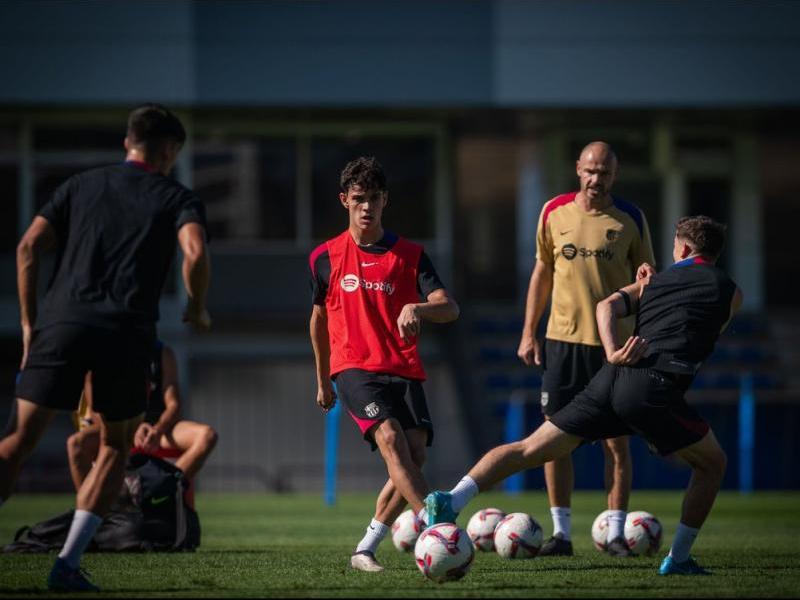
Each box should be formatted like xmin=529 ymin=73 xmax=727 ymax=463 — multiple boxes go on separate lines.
xmin=310 ymin=304 xmax=335 ymax=411
xmin=517 ymin=259 xmax=554 ymax=367
xmin=596 ymin=280 xmax=649 ymax=365
xmin=17 ymin=216 xmax=58 ymax=368
xmin=396 ymin=288 xmax=460 ymax=343
xmin=178 ymin=223 xmax=211 ymax=331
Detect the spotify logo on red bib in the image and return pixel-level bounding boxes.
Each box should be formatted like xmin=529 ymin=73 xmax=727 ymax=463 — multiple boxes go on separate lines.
xmin=340 ymin=274 xmax=395 ymax=295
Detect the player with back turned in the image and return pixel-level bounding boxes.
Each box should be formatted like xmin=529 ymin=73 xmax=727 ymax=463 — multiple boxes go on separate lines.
xmin=309 ymin=156 xmax=459 ymax=572
xmin=0 ymin=104 xmax=210 ymax=591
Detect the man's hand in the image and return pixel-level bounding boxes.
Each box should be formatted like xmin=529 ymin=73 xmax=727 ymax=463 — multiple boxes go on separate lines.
xmin=636 ymin=262 xmax=656 ymax=282
xmin=183 ymin=300 xmax=212 ymax=331
xmin=134 ymin=423 xmax=162 ymax=453
xmin=606 ymin=335 xmax=648 ymax=366
xmin=397 ymin=304 xmax=421 ymax=343
xmin=20 ymin=324 xmax=33 ymax=370
xmin=316 ymin=381 xmax=336 ymax=413
xmin=517 ymin=333 xmax=542 ymax=367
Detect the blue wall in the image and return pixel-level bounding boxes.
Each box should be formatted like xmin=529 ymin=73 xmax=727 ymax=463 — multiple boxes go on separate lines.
xmin=2 ymin=0 xmax=799 ymax=106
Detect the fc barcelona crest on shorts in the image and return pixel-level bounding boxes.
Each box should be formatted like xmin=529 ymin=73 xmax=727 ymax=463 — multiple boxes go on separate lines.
xmin=365 ymin=402 xmax=380 ymax=418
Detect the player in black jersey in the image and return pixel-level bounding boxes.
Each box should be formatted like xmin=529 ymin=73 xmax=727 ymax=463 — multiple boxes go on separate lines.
xmin=426 ymin=216 xmax=742 ymax=577
xmin=0 ymin=104 xmax=210 ymax=591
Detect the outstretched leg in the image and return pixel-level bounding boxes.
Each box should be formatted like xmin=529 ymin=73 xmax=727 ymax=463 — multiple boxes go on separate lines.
xmin=429 ymin=421 xmax=581 ymax=524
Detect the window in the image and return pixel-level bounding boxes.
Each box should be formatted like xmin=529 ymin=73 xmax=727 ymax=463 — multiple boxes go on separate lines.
xmin=193 ymin=137 xmax=297 ymax=241
xmin=311 ymin=137 xmax=436 ymax=241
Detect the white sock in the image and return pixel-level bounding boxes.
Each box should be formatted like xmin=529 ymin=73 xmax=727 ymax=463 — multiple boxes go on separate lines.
xmin=607 ymin=510 xmax=626 ymax=541
xmin=550 ymin=507 xmax=571 ymax=540
xmin=355 ymin=519 xmax=389 ymax=555
xmin=417 ymin=507 xmax=428 ymax=526
xmin=449 ymin=476 xmax=479 ymax=513
xmin=58 ymin=510 xmax=103 ymax=569
xmin=669 ymin=522 xmax=700 ymax=563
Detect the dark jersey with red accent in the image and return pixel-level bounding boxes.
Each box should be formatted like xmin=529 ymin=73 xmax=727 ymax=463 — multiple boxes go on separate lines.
xmin=636 ymin=257 xmax=737 ymax=365
xmin=309 ymin=231 xmax=443 ymax=380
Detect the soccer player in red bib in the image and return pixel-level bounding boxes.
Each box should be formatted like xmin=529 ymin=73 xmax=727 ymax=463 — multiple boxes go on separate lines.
xmin=309 ymin=156 xmax=460 ymax=572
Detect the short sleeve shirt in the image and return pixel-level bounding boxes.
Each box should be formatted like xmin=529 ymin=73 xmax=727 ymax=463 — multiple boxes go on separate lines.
xmin=37 ymin=162 xmax=207 ymax=330
xmin=309 ymin=231 xmax=445 ymax=306
xmin=537 ymin=192 xmax=655 ymax=346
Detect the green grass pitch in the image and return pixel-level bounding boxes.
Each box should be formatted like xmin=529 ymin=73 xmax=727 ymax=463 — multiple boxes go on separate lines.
xmin=1 ymin=491 xmax=799 ymax=597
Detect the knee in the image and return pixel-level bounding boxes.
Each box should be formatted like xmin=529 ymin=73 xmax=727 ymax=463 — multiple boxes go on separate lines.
xmin=199 ymin=425 xmax=218 ymax=452
xmin=374 ymin=422 xmax=403 ymax=457
xmin=707 ymin=447 xmax=727 ymax=479
xmin=66 ymin=433 xmax=83 ymax=460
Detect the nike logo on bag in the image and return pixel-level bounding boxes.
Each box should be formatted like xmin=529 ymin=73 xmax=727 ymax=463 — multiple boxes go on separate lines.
xmin=559 ymin=230 xmax=572 ymax=235
xmin=361 ymin=262 xmax=378 ymax=267
xmin=150 ymin=496 xmax=169 ymax=506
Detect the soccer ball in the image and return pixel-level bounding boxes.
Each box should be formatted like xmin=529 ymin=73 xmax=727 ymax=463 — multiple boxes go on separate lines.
xmin=591 ymin=509 xmax=614 ymax=552
xmin=391 ymin=509 xmax=423 ymax=552
xmin=625 ymin=510 xmax=663 ymax=556
xmin=466 ymin=508 xmax=506 ymax=552
xmin=493 ymin=512 xmax=543 ymax=559
xmin=414 ymin=523 xmax=475 ymax=583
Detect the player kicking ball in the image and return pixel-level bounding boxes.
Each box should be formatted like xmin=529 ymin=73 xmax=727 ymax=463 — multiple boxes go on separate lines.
xmin=427 ymin=216 xmax=742 ymax=576
xmin=309 ymin=156 xmax=459 ymax=572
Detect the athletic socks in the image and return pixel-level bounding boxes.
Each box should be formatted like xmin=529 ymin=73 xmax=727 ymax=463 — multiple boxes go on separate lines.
xmin=417 ymin=507 xmax=429 ymax=526
xmin=58 ymin=510 xmax=103 ymax=569
xmin=669 ymin=522 xmax=700 ymax=563
xmin=607 ymin=509 xmax=627 ymax=541
xmin=550 ymin=507 xmax=572 ymax=540
xmin=449 ymin=476 xmax=479 ymax=513
xmin=355 ymin=519 xmax=390 ymax=555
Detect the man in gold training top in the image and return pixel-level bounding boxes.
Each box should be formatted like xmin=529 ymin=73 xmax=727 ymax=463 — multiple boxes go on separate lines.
xmin=517 ymin=141 xmax=655 ymax=557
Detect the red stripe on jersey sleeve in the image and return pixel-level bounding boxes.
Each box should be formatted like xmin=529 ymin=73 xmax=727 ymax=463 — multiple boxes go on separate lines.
xmin=542 ymin=192 xmax=578 ymax=228
xmin=309 ymin=242 xmax=328 ymax=277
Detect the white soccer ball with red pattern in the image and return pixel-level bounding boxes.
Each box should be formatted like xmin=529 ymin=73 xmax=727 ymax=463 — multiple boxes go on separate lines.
xmin=391 ymin=509 xmax=423 ymax=552
xmin=414 ymin=523 xmax=475 ymax=583
xmin=493 ymin=512 xmax=543 ymax=559
xmin=625 ymin=510 xmax=663 ymax=556
xmin=591 ymin=509 xmax=614 ymax=552
xmin=466 ymin=508 xmax=506 ymax=552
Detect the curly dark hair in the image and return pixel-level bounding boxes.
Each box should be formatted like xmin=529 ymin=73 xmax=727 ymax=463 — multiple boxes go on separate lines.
xmin=675 ymin=215 xmax=727 ymax=259
xmin=339 ymin=156 xmax=387 ymax=193
xmin=127 ymin=103 xmax=186 ymax=154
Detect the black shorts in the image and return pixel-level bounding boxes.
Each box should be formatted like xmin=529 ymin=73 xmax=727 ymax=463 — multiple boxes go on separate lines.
xmin=15 ymin=323 xmax=155 ymax=421
xmin=549 ymin=363 xmax=710 ymax=456
xmin=540 ymin=339 xmax=605 ymax=417
xmin=333 ymin=369 xmax=434 ymax=452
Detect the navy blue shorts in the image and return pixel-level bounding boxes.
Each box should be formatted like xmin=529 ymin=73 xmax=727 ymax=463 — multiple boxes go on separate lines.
xmin=549 ymin=364 xmax=710 ymax=455
xmin=16 ymin=324 xmax=154 ymax=421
